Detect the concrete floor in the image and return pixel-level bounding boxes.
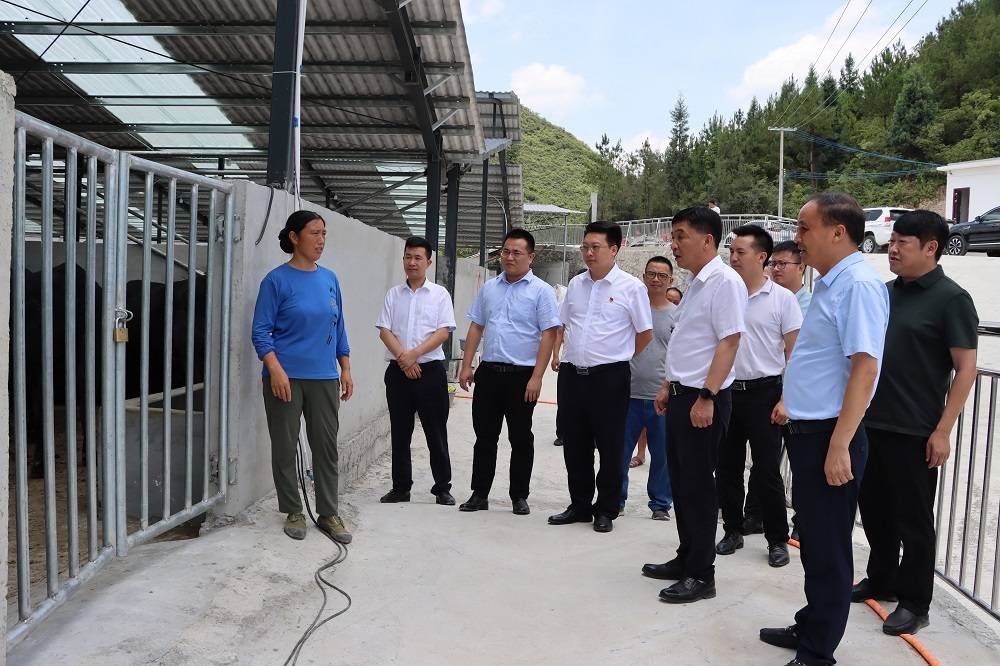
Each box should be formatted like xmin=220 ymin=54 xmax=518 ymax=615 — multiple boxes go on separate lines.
xmin=10 ymin=365 xmax=1000 ymax=665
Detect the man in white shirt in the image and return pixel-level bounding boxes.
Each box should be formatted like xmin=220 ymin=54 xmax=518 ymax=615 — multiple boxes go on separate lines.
xmin=641 ymin=207 xmax=747 ymax=604
xmin=548 ymin=221 xmax=653 ymax=533
xmin=715 ymin=225 xmax=801 ymax=569
xmin=375 ymin=236 xmax=457 ymax=506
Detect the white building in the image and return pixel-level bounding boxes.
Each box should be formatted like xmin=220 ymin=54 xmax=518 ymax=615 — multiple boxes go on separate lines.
xmin=937 ymin=157 xmax=1000 ymax=223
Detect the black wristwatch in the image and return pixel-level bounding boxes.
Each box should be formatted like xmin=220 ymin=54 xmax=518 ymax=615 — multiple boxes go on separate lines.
xmin=699 ymin=387 xmax=717 ymax=401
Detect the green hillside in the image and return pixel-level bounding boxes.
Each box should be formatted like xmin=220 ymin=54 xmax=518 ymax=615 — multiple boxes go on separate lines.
xmin=509 ymin=106 xmax=598 ymax=215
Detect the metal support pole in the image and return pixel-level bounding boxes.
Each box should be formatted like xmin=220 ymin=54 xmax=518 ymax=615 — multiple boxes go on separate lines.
xmin=479 ymin=158 xmax=489 ymax=268
xmin=769 ymin=127 xmax=795 ymax=219
xmin=498 ymin=149 xmax=510 ymax=234
xmin=426 ymin=152 xmax=442 ymax=248
xmin=265 ymin=0 xmax=306 ymax=187
xmin=442 ymin=163 xmax=461 ymax=360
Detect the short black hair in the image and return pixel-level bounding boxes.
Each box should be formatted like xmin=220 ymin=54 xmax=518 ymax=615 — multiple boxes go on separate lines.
xmin=666 ymin=287 xmax=683 ymax=299
xmin=672 ymin=206 xmax=723 ymax=248
xmin=808 ymin=192 xmax=865 ymax=245
xmin=584 ymin=220 xmax=623 ymax=249
xmin=708 ymin=199 xmax=717 ymax=205
xmin=893 ymin=209 xmax=949 ymax=261
xmin=504 ymin=228 xmax=536 ymax=253
xmin=645 ymin=255 xmax=674 ymax=272
xmin=732 ymin=224 xmax=774 ymax=262
xmin=404 ymin=235 xmax=433 ymax=259
xmin=772 ymin=240 xmax=802 ymax=257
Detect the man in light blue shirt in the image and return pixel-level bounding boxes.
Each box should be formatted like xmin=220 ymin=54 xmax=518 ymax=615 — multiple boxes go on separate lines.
xmin=760 ymin=193 xmax=889 ymax=666
xmin=458 ymin=229 xmax=561 ymax=516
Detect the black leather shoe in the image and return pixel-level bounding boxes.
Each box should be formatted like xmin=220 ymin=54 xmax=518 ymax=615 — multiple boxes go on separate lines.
xmin=741 ymin=515 xmax=764 ymax=535
xmin=380 ymin=489 xmax=410 ymax=503
xmin=851 ymin=578 xmax=897 ymax=603
xmin=790 ymin=525 xmax=800 ymax=541
xmin=593 ymin=513 xmax=613 ymax=532
xmin=882 ymin=607 xmax=929 ymax=635
xmin=784 ymin=660 xmax=808 ymax=666
xmin=715 ymin=531 xmax=744 ymax=555
xmin=552 ymin=437 xmax=563 ymax=446
xmin=659 ymin=577 xmax=716 ymax=604
xmin=768 ymin=543 xmax=790 ymax=568
xmin=758 ymin=625 xmax=799 ymax=650
xmin=512 ymin=498 xmax=530 ymax=515
xmin=435 ymin=492 xmax=456 ymax=506
xmin=459 ymin=494 xmax=489 ymax=511
xmin=642 ymin=559 xmax=684 ymax=580
xmin=548 ymin=507 xmax=592 ymax=525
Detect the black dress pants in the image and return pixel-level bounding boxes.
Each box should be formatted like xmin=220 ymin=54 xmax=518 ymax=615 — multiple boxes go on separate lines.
xmin=470 ymin=364 xmax=537 ymax=500
xmin=557 ymin=362 xmax=630 ymax=518
xmin=859 ymin=427 xmax=937 ymax=616
xmin=666 ymin=388 xmax=732 ymax=582
xmin=384 ymin=361 xmax=452 ymax=494
xmin=786 ymin=424 xmax=868 ymax=666
xmin=718 ymin=384 xmax=789 ymax=545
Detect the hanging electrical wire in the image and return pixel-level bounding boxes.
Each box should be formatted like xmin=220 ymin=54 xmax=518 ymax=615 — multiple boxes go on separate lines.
xmin=13 ymin=0 xmax=93 ymax=85
xmin=796 ymin=0 xmax=930 ymax=127
xmin=786 ymin=167 xmax=938 ymax=180
xmin=773 ymin=0 xmax=855 ymax=126
xmin=789 ymin=129 xmax=941 ymax=167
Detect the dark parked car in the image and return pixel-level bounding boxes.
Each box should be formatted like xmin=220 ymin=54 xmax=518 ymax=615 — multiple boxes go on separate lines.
xmin=946 ymin=205 xmax=1000 ymax=256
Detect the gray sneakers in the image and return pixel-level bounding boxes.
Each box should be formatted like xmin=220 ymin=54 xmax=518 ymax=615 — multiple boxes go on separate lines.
xmin=284 ymin=513 xmax=307 ymax=540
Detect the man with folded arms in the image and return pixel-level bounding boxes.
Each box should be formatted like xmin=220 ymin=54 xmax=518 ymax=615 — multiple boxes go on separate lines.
xmin=855 ymin=210 xmax=978 ymax=636
xmin=716 ymin=225 xmax=801 ymax=569
xmin=457 ymin=229 xmax=560 ymax=516
xmin=549 ymin=221 xmax=652 ymax=534
xmin=759 ymin=193 xmax=889 ymax=666
xmin=641 ymin=206 xmax=747 ymax=604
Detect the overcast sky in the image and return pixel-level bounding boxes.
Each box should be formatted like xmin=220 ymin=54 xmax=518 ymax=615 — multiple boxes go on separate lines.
xmin=461 ymin=0 xmax=962 ymax=152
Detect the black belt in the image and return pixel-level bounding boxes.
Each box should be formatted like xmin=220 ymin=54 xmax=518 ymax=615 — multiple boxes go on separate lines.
xmin=562 ymin=361 xmax=628 ymax=376
xmin=481 ymin=361 xmax=533 ymax=374
xmin=731 ymin=375 xmax=782 ymax=391
xmin=668 ymin=383 xmax=700 ymax=397
xmin=784 ymin=418 xmax=839 ymax=435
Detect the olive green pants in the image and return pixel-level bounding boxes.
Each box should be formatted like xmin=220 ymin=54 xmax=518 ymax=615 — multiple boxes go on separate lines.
xmin=262 ymin=378 xmax=341 ymax=517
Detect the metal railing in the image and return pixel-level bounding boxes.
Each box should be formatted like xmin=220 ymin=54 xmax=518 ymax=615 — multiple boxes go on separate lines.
xmin=8 ymin=112 xmax=235 ymax=646
xmin=530 ymin=214 xmax=800 ymax=249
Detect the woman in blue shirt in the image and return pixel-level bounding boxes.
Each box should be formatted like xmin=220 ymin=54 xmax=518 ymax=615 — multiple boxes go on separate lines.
xmin=251 ymin=210 xmax=353 ymax=543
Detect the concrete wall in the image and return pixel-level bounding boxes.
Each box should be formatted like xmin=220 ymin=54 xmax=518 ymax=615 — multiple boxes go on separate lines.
xmin=221 ymin=182 xmax=489 ymax=516
xmin=944 ymin=164 xmax=1000 ymax=222
xmin=1 ymin=70 xmax=15 ymax=664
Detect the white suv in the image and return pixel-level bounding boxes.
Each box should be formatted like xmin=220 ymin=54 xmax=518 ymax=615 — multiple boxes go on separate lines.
xmin=861 ymin=207 xmax=912 ymax=253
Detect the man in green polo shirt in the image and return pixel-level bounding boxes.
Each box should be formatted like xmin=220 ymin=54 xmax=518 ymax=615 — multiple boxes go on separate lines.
xmin=856 ymin=210 xmax=979 ymax=636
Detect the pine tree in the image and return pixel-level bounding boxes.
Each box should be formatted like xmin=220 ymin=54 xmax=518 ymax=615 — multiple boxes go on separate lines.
xmin=839 ymin=54 xmax=860 ymax=93
xmin=888 ymin=68 xmax=938 ymax=159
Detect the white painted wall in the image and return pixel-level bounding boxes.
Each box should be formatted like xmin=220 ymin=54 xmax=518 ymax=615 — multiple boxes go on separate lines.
xmin=943 ymin=162 xmax=1000 ymax=222
xmin=221 ymin=182 xmax=490 ymax=516
xmin=0 ymin=70 xmax=14 ymax=664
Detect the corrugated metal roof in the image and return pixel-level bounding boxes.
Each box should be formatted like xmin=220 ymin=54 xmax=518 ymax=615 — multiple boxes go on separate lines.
xmin=3 ymin=0 xmax=520 ymax=246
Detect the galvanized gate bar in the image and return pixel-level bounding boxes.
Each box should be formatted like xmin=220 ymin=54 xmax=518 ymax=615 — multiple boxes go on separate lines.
xmin=64 ymin=147 xmax=80 ymax=579
xmin=140 ymin=171 xmax=153 ymax=529
xmin=13 ymin=125 xmax=30 ymax=622
xmin=219 ymin=192 xmax=235 ymax=491
xmin=185 ymin=185 xmax=198 ymax=509
xmin=102 ymin=156 xmax=119 ymax=548
xmin=974 ymin=377 xmax=997 ymax=597
xmin=203 ymin=191 xmax=217 ymax=501
xmin=41 ymin=138 xmax=59 ymax=597
xmin=84 ymin=155 xmax=99 ymax=562
xmin=960 ymin=376 xmax=983 ymax=586
xmin=162 ymin=178 xmax=177 ymax=520
xmin=114 ymin=156 xmax=131 ymax=555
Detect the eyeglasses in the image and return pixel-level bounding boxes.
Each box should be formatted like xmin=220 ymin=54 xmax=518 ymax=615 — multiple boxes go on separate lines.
xmin=766 ymin=260 xmax=801 ymax=270
xmin=579 ymin=243 xmax=609 ymax=253
xmin=500 ymin=248 xmax=529 ymax=258
xmin=643 ymin=271 xmax=673 ymax=281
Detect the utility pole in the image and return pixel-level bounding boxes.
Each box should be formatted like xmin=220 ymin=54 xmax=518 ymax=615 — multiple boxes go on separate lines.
xmin=768 ymin=127 xmax=795 ymax=219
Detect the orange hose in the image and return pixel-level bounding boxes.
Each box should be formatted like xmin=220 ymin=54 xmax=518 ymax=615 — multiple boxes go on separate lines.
xmin=783 ymin=538 xmax=941 ymax=666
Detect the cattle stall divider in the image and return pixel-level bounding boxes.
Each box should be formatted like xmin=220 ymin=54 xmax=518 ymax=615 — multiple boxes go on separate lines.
xmin=8 ymin=111 xmax=235 ymax=647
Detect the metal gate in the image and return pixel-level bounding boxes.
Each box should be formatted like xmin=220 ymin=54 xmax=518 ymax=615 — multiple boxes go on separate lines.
xmin=8 ymin=112 xmax=234 ymax=646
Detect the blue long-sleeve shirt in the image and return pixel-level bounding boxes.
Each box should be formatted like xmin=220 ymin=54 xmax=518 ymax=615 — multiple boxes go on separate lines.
xmin=251 ymin=263 xmax=350 ymax=380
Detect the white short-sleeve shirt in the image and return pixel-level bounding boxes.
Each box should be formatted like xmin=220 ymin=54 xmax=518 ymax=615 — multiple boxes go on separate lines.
xmin=666 ymin=256 xmax=748 ymax=389
xmin=733 ymin=279 xmax=803 ymax=380
xmin=559 ymin=264 xmax=653 ymax=367
xmin=375 ymin=279 xmax=457 ymax=362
